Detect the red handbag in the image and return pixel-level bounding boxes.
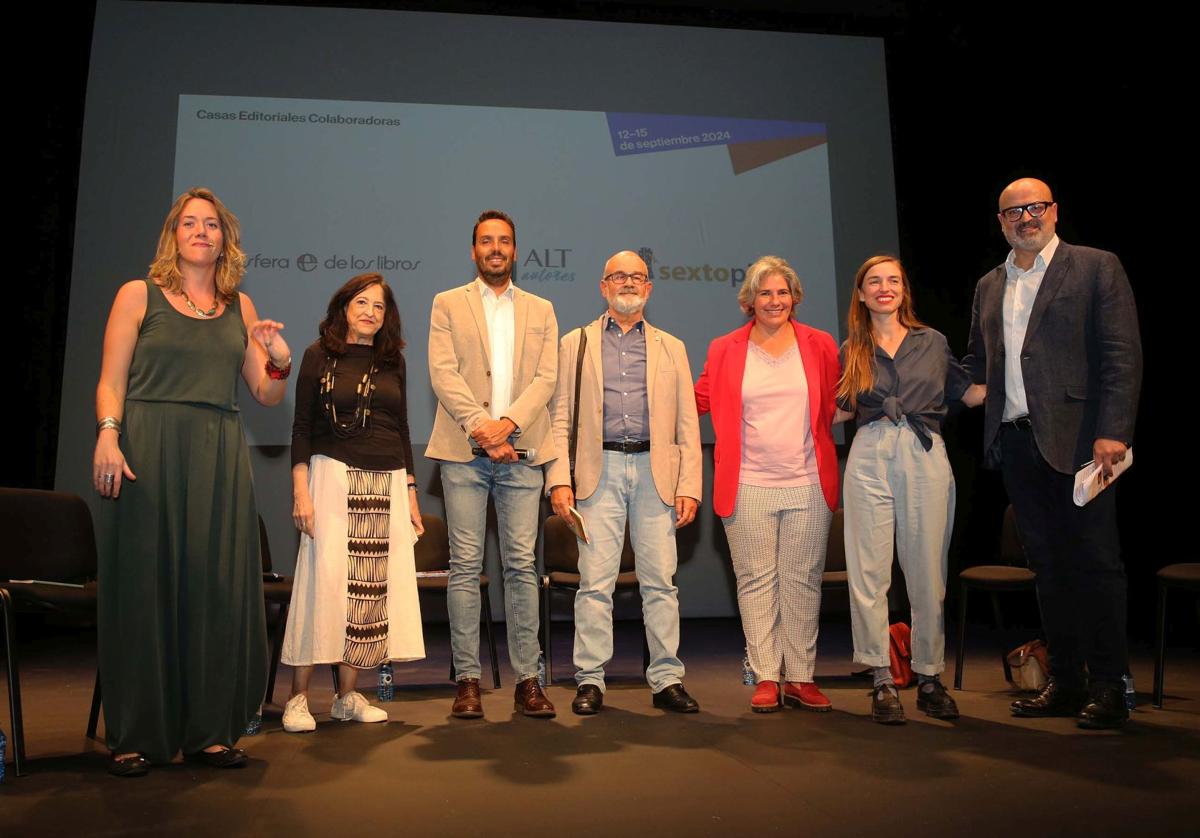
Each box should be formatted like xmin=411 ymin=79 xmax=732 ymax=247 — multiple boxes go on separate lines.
xmin=889 ymin=622 xmax=914 ymax=688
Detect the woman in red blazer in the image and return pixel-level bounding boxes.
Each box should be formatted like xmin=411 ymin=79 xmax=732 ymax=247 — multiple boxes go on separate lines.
xmin=695 ymin=255 xmax=840 ymax=713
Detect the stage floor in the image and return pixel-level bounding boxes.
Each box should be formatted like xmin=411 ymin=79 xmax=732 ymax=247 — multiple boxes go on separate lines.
xmin=3 ymin=618 xmax=1197 ymax=836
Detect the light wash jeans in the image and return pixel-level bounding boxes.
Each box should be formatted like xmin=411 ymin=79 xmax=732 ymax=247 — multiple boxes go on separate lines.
xmin=843 ymin=418 xmax=954 ymax=676
xmin=574 ymin=450 xmax=685 ymax=692
xmin=441 ymin=457 xmax=543 ymax=682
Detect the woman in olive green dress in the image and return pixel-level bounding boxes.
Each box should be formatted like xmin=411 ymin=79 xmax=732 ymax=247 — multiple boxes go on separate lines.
xmin=92 ymin=187 xmax=291 ymax=776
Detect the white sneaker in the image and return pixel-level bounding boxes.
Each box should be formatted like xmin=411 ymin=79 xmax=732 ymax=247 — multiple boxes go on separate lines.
xmin=331 ymin=691 xmax=388 ymax=723
xmin=282 ymin=693 xmax=316 ymax=733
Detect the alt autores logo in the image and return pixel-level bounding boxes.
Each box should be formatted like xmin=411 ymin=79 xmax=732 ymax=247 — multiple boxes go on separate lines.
xmin=519 ymin=248 xmax=575 ymax=282
xmin=241 ymin=252 xmax=422 ymax=272
xmin=639 ymin=247 xmax=748 ymax=287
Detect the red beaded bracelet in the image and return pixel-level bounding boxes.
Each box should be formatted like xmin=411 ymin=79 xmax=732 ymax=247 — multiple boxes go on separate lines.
xmin=266 ymin=358 xmax=292 ymax=380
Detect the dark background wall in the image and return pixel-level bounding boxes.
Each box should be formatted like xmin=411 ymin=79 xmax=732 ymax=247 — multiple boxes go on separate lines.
xmin=15 ymin=1 xmax=1173 ymax=634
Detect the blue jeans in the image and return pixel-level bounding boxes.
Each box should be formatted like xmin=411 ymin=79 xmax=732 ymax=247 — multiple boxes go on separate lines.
xmin=574 ymin=450 xmax=685 ymax=692
xmin=441 ymin=457 xmax=543 ymax=682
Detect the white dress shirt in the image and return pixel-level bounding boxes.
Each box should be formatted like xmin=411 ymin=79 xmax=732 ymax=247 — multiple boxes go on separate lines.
xmin=477 ymin=277 xmax=515 ymax=421
xmin=1002 ymin=234 xmax=1060 ymax=421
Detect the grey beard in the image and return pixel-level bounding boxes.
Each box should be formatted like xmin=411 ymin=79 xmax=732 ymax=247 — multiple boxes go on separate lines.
xmin=611 ymin=293 xmax=645 ymax=315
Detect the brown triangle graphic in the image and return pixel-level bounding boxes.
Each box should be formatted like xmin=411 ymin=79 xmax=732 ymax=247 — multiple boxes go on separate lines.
xmin=727 ymin=134 xmax=827 ymax=175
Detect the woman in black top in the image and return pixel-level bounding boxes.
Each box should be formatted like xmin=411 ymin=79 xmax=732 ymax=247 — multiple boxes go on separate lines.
xmin=280 ymin=273 xmax=425 ymax=732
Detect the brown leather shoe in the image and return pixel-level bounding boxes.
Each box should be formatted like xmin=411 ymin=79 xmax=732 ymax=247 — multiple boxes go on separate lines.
xmin=514 ymin=677 xmax=556 ymax=718
xmin=451 ymin=678 xmax=484 ymax=719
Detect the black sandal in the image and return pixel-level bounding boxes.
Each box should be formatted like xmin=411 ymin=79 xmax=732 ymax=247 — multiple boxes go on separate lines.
xmin=185 ymin=746 xmax=248 ymax=768
xmin=108 ymin=753 xmax=150 ymax=777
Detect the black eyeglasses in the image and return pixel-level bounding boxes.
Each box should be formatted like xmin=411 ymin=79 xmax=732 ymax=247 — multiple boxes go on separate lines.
xmin=1000 ymin=201 xmax=1055 ymax=222
xmin=603 ymin=272 xmax=649 ymax=285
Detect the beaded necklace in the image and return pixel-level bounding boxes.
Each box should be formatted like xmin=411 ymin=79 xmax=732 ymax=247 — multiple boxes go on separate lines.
xmin=320 ymin=352 xmax=378 ymax=438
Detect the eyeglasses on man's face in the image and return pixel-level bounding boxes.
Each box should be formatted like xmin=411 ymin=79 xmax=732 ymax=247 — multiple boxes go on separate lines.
xmin=999 ymin=201 xmax=1055 ymax=223
xmin=603 ymin=272 xmax=649 ymax=285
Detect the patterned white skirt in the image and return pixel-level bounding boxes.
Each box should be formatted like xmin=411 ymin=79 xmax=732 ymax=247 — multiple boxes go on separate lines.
xmin=282 ymin=455 xmax=425 ymax=667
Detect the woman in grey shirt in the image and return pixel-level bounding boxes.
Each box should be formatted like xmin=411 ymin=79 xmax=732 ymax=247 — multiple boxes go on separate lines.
xmin=837 ymin=255 xmax=984 ymax=724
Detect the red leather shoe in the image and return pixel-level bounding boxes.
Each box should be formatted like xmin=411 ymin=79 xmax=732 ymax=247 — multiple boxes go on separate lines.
xmin=751 ymin=680 xmax=782 ymax=713
xmin=783 ymin=681 xmax=832 ymax=712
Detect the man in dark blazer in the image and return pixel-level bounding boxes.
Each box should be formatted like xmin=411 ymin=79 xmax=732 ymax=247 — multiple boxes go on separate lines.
xmin=965 ymin=177 xmax=1142 ymax=729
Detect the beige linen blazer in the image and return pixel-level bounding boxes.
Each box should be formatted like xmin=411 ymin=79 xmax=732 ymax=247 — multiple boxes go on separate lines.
xmin=546 ymin=315 xmax=702 ymax=506
xmin=425 ymin=280 xmax=558 ymax=465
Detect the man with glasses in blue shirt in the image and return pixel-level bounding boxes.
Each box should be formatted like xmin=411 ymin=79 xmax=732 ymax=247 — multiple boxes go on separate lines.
xmin=547 ymin=250 xmax=703 ymax=715
xmin=965 ymin=177 xmax=1142 ymax=729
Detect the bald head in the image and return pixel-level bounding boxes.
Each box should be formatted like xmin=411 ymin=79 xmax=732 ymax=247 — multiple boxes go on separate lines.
xmin=601 ymin=250 xmax=652 ymax=319
xmin=603 ymin=250 xmax=649 ymax=278
xmin=997 ymin=177 xmax=1058 ymax=259
xmin=999 ymin=178 xmax=1054 ymax=210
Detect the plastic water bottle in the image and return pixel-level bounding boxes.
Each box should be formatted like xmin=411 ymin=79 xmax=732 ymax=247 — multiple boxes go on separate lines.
xmin=742 ymin=648 xmax=756 ymax=686
xmin=1122 ymin=673 xmax=1136 ymax=710
xmin=378 ymin=662 xmax=395 ymax=702
xmin=537 ymin=653 xmax=547 ymax=688
xmin=243 ymin=705 xmax=262 ymax=736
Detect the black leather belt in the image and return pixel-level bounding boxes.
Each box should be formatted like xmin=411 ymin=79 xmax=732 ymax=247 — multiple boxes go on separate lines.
xmin=602 ymin=440 xmax=650 ymax=453
xmin=1002 ymin=416 xmax=1033 ymax=430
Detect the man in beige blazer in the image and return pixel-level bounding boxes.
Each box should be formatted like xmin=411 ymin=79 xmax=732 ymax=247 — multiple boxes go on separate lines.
xmin=547 ymin=250 xmax=702 ymax=715
xmin=427 ymin=210 xmax=558 ymax=719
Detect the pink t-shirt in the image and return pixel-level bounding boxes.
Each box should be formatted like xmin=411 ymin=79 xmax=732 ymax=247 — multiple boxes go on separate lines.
xmin=739 ymin=342 xmax=819 ymax=487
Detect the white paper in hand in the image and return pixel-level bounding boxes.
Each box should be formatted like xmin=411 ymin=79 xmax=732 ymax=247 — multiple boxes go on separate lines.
xmin=1073 ymin=447 xmax=1133 ymax=507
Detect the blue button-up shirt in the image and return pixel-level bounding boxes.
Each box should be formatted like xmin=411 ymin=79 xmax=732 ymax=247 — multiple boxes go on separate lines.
xmin=601 ymin=315 xmax=650 ymax=443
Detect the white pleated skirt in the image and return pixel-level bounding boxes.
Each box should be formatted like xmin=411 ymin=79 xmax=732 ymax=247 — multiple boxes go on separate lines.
xmin=281 ymin=455 xmax=425 ymax=667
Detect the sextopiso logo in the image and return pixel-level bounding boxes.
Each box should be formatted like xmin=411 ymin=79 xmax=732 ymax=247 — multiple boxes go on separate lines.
xmin=638 ymin=248 xmax=748 ymax=288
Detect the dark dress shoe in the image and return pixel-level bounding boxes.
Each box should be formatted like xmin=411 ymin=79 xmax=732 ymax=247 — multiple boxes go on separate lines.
xmin=652 ymin=683 xmax=699 ymax=713
xmin=572 ymin=684 xmax=604 ymax=715
xmin=1010 ymin=678 xmax=1087 ymax=718
xmin=1077 ymin=685 xmax=1129 ymax=730
xmin=108 ymin=754 xmax=150 ymax=777
xmin=185 ymin=747 xmax=247 ymax=769
xmin=871 ymin=685 xmax=906 ymax=725
xmin=514 ymin=677 xmax=556 ymax=718
xmin=452 ymin=677 xmax=484 ymax=719
xmin=915 ymin=679 xmax=959 ymax=720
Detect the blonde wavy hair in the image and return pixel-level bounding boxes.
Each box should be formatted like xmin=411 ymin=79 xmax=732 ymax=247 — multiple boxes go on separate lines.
xmin=148 ymin=187 xmax=246 ymax=302
xmin=737 ymin=255 xmax=804 ymax=317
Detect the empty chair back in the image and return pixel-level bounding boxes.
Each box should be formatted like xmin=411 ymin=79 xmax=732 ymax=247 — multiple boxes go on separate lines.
xmin=259 ymin=515 xmax=273 ymax=574
xmin=414 ymin=514 xmax=451 ymax=573
xmin=999 ymin=505 xmax=1027 ymax=567
xmin=824 ymin=508 xmax=846 ymax=573
xmin=0 ymin=488 xmax=97 ymax=582
xmin=543 ymin=515 xmax=634 ymax=574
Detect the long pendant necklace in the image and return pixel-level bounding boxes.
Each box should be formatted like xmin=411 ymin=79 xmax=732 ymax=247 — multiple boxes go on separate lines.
xmin=181 ymin=289 xmax=218 ymax=318
xmin=320 ymin=355 xmax=378 ymax=438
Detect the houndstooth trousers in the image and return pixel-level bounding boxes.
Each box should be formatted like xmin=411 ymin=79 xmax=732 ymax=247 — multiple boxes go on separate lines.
xmin=721 ymin=483 xmax=831 ymax=682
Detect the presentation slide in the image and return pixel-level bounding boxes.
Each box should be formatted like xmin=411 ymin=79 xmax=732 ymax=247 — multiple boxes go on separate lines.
xmin=57 ymin=2 xmax=897 ymax=602
xmin=175 ymin=95 xmax=837 ymax=444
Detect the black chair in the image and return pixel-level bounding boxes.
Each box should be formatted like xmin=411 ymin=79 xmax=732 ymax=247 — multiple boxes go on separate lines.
xmin=0 ymin=488 xmax=104 ymax=777
xmin=260 ymin=516 xmax=295 ymax=708
xmin=415 ymin=514 xmax=501 ymax=689
xmin=1153 ymin=563 xmax=1200 ymax=708
xmin=822 ymin=508 xmax=850 ymax=593
xmin=954 ymin=505 xmax=1037 ymax=690
xmin=540 ymin=515 xmax=649 ymax=685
